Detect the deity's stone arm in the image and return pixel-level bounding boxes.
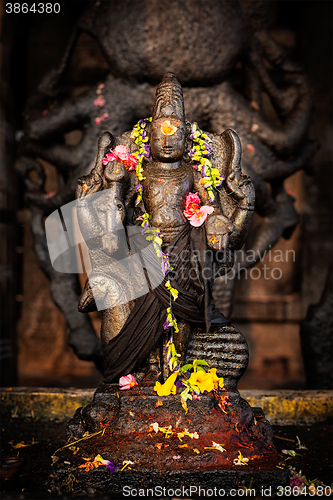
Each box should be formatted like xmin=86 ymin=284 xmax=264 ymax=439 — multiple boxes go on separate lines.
xmin=193 ymin=129 xmax=254 ymax=274
xmin=217 ymin=129 xmax=255 ymax=251
xmin=107 ymin=130 xmax=139 ymax=212
xmin=75 ymin=132 xmax=115 ymax=248
xmin=223 ymin=173 xmax=255 ymax=250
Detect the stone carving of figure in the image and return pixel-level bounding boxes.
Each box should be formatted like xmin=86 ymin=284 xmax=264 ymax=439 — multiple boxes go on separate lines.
xmin=76 ymin=73 xmax=255 ymax=398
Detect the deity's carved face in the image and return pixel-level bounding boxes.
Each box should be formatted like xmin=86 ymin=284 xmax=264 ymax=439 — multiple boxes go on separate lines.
xmin=150 ymin=117 xmax=186 ymax=162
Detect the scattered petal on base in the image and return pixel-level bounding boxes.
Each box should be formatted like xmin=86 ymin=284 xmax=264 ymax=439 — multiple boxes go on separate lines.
xmin=119 ymin=374 xmax=138 ymax=390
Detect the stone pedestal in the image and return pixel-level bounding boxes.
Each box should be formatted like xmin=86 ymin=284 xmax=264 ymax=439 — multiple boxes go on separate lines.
xmin=48 ymin=383 xmax=288 ymax=495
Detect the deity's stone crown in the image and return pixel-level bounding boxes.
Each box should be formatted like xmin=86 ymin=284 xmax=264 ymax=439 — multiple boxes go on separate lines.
xmin=152 ymin=72 xmax=185 ymax=123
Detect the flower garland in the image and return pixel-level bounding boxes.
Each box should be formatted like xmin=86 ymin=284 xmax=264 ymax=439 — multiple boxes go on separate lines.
xmin=188 ymin=122 xmax=225 ymax=202
xmin=130 ymin=117 xmax=152 ymax=181
xmin=102 ymin=118 xmax=228 ymax=411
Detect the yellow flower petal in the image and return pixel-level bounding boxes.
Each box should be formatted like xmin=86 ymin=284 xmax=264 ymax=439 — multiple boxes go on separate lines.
xmin=154 ymin=371 xmax=179 ymax=396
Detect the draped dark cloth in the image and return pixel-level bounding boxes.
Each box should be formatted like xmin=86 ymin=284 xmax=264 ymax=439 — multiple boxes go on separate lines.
xmin=103 ymin=223 xmax=230 ymax=383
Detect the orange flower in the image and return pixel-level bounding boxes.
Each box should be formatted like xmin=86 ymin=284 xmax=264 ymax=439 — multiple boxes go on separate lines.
xmin=79 ymin=460 xmax=100 ymax=471
xmin=161 ymin=120 xmax=177 ymax=136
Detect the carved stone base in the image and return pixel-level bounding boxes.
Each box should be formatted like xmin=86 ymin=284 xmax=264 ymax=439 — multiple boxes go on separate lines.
xmin=49 ymin=463 xmax=289 ymax=496
xmin=48 ymin=383 xmax=288 ymax=495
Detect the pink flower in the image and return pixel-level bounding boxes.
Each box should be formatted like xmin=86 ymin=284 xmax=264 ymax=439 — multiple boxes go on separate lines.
xmin=290 ymin=477 xmax=306 ymax=488
xmin=188 ymin=206 xmax=214 ymax=227
xmin=102 ymin=153 xmax=116 ymax=165
xmin=119 ymin=374 xmax=138 ymax=390
xmin=102 ymin=145 xmax=138 ymax=170
xmin=183 ymin=192 xmax=201 ymax=218
xmin=183 ymin=192 xmax=213 ymax=227
xmin=95 ymin=113 xmax=109 ymax=124
xmin=113 ymin=145 xmax=130 ymax=162
xmin=126 ymin=154 xmax=139 ymax=170
xmin=93 ymin=97 xmax=106 ymax=107
xmin=43 ymin=190 xmax=56 ymax=199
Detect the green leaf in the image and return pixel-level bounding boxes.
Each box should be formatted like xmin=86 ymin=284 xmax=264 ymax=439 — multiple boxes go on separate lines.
xmin=179 ymin=364 xmax=193 ymax=374
xmin=193 ymin=359 xmax=209 ymax=367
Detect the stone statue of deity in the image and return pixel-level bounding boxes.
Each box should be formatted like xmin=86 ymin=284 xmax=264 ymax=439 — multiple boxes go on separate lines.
xmin=54 ymin=75 xmax=283 ymax=488
xmin=75 ymin=73 xmax=255 ymax=400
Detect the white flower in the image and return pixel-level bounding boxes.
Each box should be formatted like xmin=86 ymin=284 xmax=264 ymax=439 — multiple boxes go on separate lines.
xmin=152 ymin=422 xmax=159 ymax=433
xmin=204 ymin=441 xmax=226 ymax=453
xmin=233 ymin=451 xmax=249 ymax=466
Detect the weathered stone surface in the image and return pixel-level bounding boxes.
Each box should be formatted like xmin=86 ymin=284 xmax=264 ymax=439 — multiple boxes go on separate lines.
xmin=0 ymin=387 xmax=93 ymax=422
xmin=1 ymin=388 xmax=332 ymax=425
xmin=241 ymin=390 xmax=333 ymax=426
xmin=49 ymin=464 xmax=289 ymax=496
xmin=48 ymin=383 xmax=288 ymax=495
xmin=300 ymin=269 xmax=333 ymax=390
